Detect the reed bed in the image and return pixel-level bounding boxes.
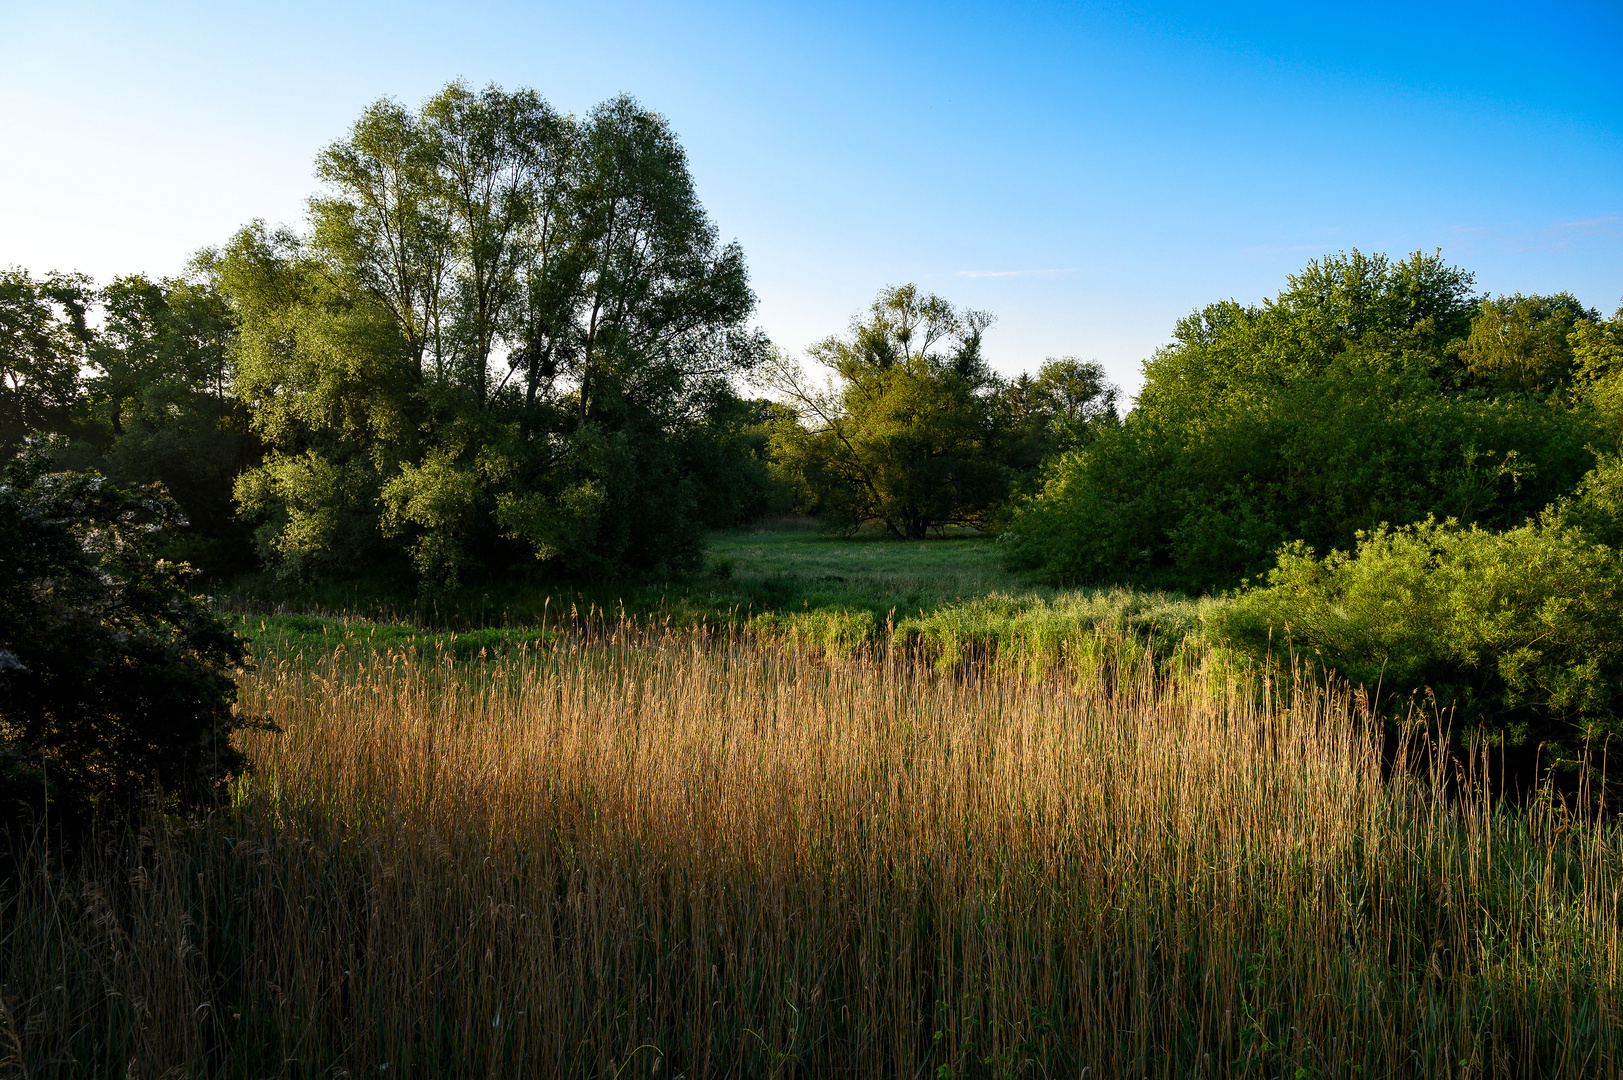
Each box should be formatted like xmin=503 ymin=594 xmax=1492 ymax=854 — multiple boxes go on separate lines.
xmin=2 ymin=632 xmax=1621 ymax=1078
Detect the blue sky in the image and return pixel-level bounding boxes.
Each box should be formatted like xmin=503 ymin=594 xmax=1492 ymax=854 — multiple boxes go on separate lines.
xmin=2 ymin=0 xmax=1619 ymax=398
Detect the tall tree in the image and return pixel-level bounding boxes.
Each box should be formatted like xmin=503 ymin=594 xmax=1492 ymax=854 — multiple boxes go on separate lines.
xmin=309 ymin=98 xmax=450 ymax=380
xmin=422 ymin=82 xmax=573 ymax=406
xmin=766 ymin=285 xmax=1002 ymax=538
xmin=0 ymin=269 xmax=92 ymax=449
xmin=223 ymin=84 xmax=765 ymax=586
xmin=559 ymin=95 xmax=760 ymax=424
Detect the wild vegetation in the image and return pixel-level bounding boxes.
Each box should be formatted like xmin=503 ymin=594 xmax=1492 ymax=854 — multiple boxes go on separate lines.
xmin=0 ymin=442 xmax=256 ymax=831
xmin=7 ymin=628 xmax=1623 ymax=1077
xmin=5 ymin=76 xmax=1623 ymax=1077
xmin=763 ymin=286 xmax=1116 ymax=538
xmin=1001 ymin=252 xmax=1615 ymax=593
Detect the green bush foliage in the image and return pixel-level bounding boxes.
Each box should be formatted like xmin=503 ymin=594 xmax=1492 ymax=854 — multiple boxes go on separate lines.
xmin=1002 ymin=251 xmax=1608 ymax=591
xmin=1209 ymin=514 xmax=1623 ymax=764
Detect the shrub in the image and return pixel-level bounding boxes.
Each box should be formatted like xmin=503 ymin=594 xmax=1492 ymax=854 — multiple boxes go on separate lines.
xmin=1000 ymin=253 xmax=1605 ymax=592
xmin=1002 ymin=362 xmax=1600 ymax=592
xmin=0 ymin=442 xmax=261 ymax=828
xmin=1208 ymin=516 xmax=1623 ymax=766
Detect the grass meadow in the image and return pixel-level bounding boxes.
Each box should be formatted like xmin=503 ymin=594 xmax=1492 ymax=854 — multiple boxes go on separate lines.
xmin=223 ymin=529 xmax=1215 ymax=679
xmin=217 ymin=527 xmax=1037 ymax=631
xmin=5 ymin=610 xmax=1623 ymax=1077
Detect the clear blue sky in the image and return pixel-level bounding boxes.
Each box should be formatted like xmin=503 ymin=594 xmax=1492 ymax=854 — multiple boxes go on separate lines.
xmin=2 ymin=0 xmax=1619 ymax=398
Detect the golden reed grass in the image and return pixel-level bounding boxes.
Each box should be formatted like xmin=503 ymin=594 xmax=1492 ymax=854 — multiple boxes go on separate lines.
xmin=3 ymin=631 xmax=1621 ymax=1077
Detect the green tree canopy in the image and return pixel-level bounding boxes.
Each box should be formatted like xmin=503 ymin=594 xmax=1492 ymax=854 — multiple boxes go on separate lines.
xmin=81 ymin=273 xmax=257 ymax=570
xmin=993 ymin=357 xmax=1120 ymax=474
xmin=1457 ymin=292 xmax=1599 ymax=394
xmin=222 ymin=82 xmax=766 ymax=587
xmin=1003 ymin=251 xmax=1608 ymax=591
xmin=765 ymin=285 xmax=1006 ymax=539
xmin=0 ymin=269 xmax=92 ymax=450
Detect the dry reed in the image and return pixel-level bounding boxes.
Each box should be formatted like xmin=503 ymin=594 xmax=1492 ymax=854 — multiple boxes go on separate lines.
xmin=2 ymin=630 xmax=1620 ymax=1078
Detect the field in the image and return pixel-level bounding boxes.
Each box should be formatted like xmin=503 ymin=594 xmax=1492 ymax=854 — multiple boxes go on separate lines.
xmin=704 ymin=527 xmax=1027 ymax=609
xmin=6 ymin=533 xmax=1623 ymax=1077
xmin=229 ymin=529 xmax=1213 ymax=676
xmin=219 ymin=526 xmax=1037 ymax=628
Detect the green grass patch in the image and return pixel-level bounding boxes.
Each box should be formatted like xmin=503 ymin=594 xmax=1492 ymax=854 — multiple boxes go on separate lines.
xmin=223 ymin=529 xmax=1218 ymax=678
xmin=219 ymin=529 xmax=1045 ymax=627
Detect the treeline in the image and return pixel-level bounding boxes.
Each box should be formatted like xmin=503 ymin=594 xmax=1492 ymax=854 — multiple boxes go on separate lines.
xmin=2 ymin=80 xmax=1121 ymax=591
xmin=3 ymin=83 xmax=789 ymax=589
xmin=1003 ymin=251 xmax=1620 ymax=591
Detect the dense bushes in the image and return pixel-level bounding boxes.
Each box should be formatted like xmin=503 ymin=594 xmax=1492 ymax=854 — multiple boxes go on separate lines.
xmin=0 ymin=444 xmax=259 ymax=828
xmin=1210 ymin=516 xmax=1623 ymax=764
xmin=1005 ymin=367 xmax=1600 ymax=591
xmin=1002 ymin=251 xmax=1610 ymax=592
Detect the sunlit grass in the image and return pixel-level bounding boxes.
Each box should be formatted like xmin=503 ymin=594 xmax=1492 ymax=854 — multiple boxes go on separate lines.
xmin=4 ymin=628 xmax=1620 ymax=1076
xmin=705 ymin=528 xmax=1034 ymax=609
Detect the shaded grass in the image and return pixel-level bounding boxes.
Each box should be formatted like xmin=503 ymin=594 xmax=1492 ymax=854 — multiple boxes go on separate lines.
xmin=237 ymin=612 xmax=560 ymax=662
xmin=217 ymin=530 xmax=1044 ymax=629
xmin=704 ymin=529 xmax=1028 ymax=613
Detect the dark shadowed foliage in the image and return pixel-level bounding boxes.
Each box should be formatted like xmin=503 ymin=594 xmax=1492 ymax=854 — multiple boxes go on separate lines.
xmin=0 ymin=442 xmax=262 ymax=832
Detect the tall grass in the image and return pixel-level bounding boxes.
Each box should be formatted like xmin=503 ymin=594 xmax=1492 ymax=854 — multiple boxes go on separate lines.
xmin=3 ymin=630 xmax=1620 ymax=1077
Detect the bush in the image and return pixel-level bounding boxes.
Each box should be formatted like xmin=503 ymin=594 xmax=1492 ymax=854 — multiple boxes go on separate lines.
xmin=1000 ymin=253 xmax=1606 ymax=592
xmin=1208 ymin=516 xmax=1623 ymax=767
xmin=1003 ymin=360 xmax=1600 ymax=593
xmin=0 ymin=442 xmax=261 ymax=829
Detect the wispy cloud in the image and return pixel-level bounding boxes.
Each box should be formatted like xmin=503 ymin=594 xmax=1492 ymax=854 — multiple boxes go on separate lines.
xmin=1555 ymin=214 xmax=1622 ymax=231
xmin=1449 ymin=214 xmax=1622 ymax=254
xmin=955 ymin=268 xmax=1079 ymax=279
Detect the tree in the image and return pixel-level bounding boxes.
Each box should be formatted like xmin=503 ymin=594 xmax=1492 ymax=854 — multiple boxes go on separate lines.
xmin=421 ymin=82 xmax=573 ymax=407
xmin=0 ymin=269 xmax=93 ymax=450
xmin=224 ymin=83 xmax=765 ymax=587
xmin=84 ymin=273 xmax=258 ymax=570
xmin=308 ymin=97 xmax=451 ymax=381
xmin=555 ymin=96 xmax=760 ymax=422
xmin=0 ymin=442 xmax=261 ymax=828
xmin=672 ymin=391 xmax=790 ymax=529
xmin=994 ymin=357 xmax=1119 ymax=475
xmin=765 ymin=285 xmax=1003 ymax=538
xmin=1131 ymin=249 xmax=1479 ymax=427
xmin=1458 ymin=292 xmax=1598 ymax=394
xmin=217 ymin=222 xmax=417 ymax=578
xmin=1572 ymin=303 xmax=1623 ymax=426
xmin=1002 ymin=251 xmax=1604 ymax=591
